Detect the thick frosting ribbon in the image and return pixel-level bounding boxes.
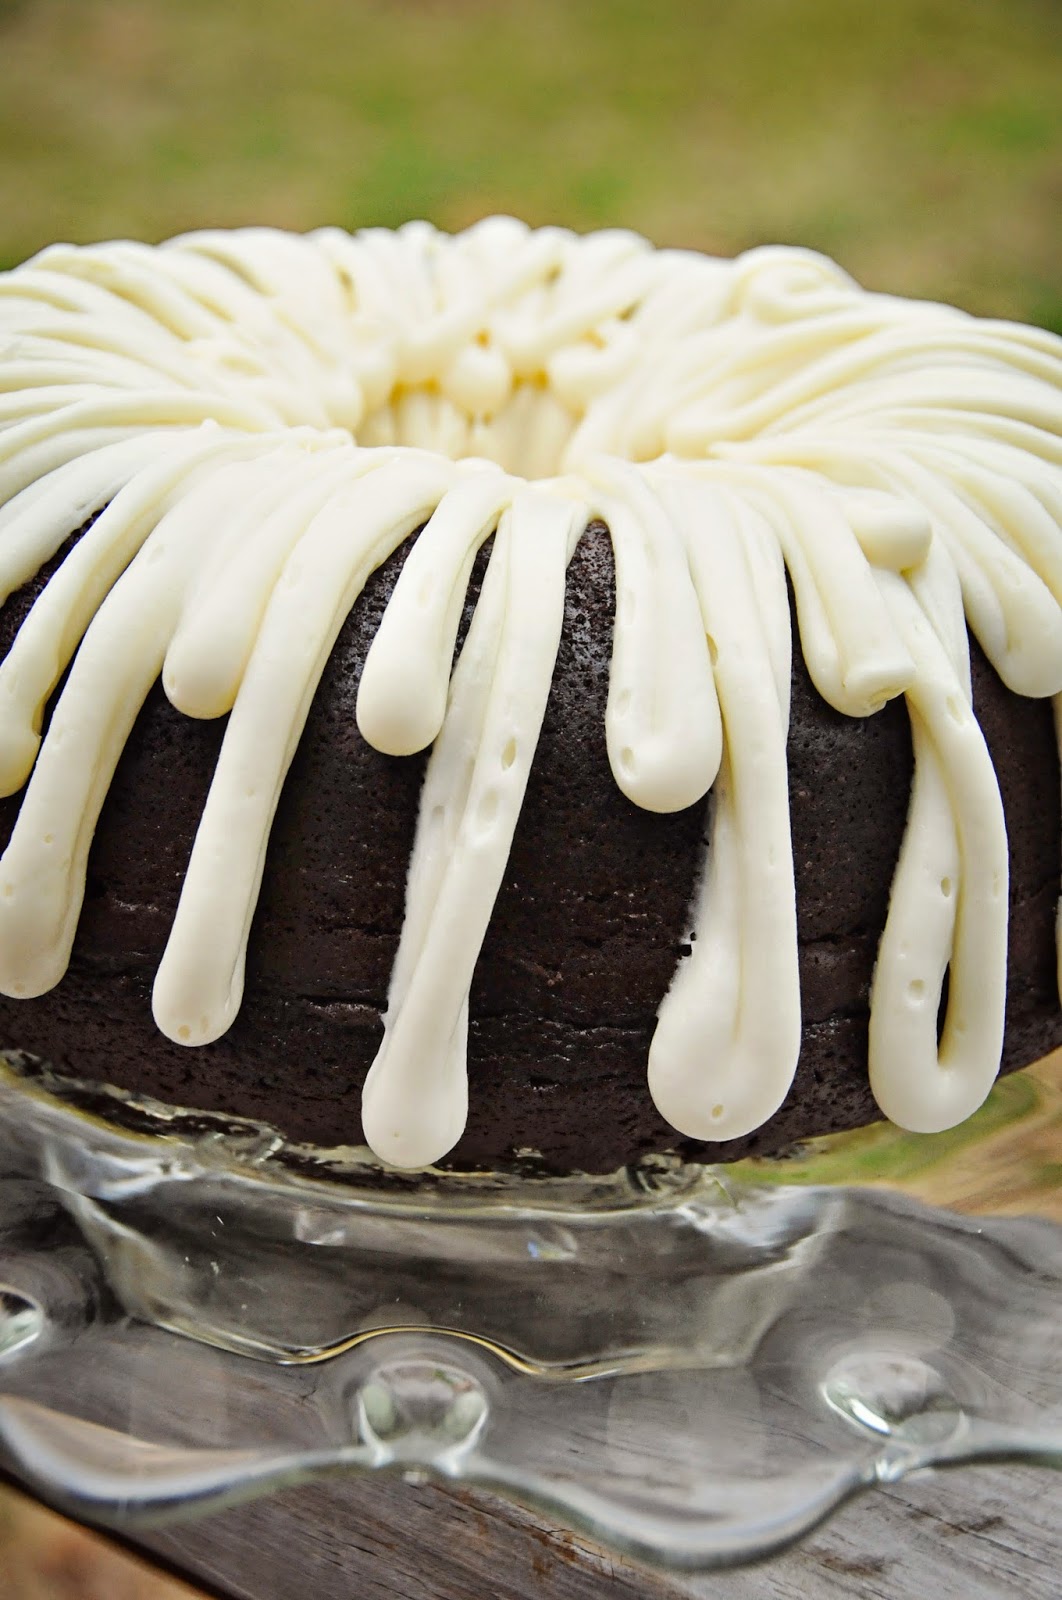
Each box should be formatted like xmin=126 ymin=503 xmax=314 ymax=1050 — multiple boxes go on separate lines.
xmin=361 ymin=488 xmax=585 ymax=1168
xmin=583 ymin=456 xmax=721 ymax=813
xmin=868 ymin=570 xmax=1009 ymax=1130
xmin=648 ymin=476 xmax=799 ymax=1142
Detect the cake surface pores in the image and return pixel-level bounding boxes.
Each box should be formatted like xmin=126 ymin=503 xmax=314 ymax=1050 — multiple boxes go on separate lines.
xmin=0 ymin=218 xmax=1060 ymax=1170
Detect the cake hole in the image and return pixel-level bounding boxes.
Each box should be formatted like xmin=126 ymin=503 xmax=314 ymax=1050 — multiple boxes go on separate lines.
xmin=619 ymin=746 xmax=636 ymax=777
xmin=908 ymin=978 xmax=926 ymax=1002
xmin=1 ymin=884 xmax=12 ymax=899
xmin=478 ymin=788 xmax=499 ymax=828
xmin=711 ymin=1104 xmax=725 ymax=1121
xmin=474 ymin=329 xmax=491 ymax=347
xmin=177 ymin=1024 xmax=191 ymax=1041
xmin=940 ymin=877 xmax=952 ymax=898
xmin=500 ymin=737 xmax=517 ymax=771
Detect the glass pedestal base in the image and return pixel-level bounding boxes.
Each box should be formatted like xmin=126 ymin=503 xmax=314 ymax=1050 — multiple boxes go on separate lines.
xmin=0 ymin=1054 xmax=1059 ymax=1574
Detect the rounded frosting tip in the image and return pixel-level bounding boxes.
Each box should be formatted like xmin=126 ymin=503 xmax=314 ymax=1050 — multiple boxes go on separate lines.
xmin=361 ymin=1072 xmax=468 ymax=1172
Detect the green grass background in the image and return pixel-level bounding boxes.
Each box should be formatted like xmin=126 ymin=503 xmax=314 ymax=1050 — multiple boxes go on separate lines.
xmin=0 ymin=0 xmax=1059 ymax=327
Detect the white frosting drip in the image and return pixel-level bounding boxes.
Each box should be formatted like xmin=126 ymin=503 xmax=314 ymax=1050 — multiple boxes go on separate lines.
xmin=584 ymin=456 xmax=721 ymax=813
xmin=867 ymin=567 xmax=1009 ymax=1131
xmin=648 ymin=476 xmax=799 ymax=1141
xmin=0 ymin=219 xmax=1059 ymax=1168
xmin=363 ymin=488 xmax=585 ymax=1168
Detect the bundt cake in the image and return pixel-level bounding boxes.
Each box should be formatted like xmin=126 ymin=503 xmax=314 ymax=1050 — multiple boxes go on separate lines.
xmin=0 ymin=217 xmax=1059 ymax=1172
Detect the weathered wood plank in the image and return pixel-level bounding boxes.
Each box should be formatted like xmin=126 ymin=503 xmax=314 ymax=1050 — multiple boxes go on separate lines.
xmin=133 ymin=1461 xmax=1060 ymax=1600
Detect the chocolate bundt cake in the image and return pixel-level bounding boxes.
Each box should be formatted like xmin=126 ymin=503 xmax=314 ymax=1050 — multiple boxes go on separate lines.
xmin=0 ymin=218 xmax=1059 ymax=1172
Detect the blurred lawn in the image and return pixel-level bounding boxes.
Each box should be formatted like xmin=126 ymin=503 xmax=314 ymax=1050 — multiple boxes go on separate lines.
xmin=0 ymin=0 xmax=1059 ymax=327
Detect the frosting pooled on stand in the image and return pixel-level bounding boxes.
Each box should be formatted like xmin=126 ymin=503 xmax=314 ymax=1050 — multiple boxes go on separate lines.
xmin=0 ymin=218 xmax=1059 ymax=1168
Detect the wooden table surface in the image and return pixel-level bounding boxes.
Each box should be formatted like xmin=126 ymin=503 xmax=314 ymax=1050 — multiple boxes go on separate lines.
xmin=136 ymin=1455 xmax=1060 ymax=1600
xmin=3 ymin=1448 xmax=1059 ymax=1600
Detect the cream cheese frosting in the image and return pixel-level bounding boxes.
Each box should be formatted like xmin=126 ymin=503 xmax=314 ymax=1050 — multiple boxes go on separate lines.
xmin=0 ymin=217 xmax=1059 ymax=1168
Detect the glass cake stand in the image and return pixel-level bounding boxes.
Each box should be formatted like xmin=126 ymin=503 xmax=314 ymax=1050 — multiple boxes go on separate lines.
xmin=0 ymin=1050 xmax=1058 ymax=1595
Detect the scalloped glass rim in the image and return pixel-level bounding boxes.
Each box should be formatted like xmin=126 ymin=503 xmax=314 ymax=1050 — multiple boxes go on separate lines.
xmin=0 ymin=1052 xmax=1059 ymax=1574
